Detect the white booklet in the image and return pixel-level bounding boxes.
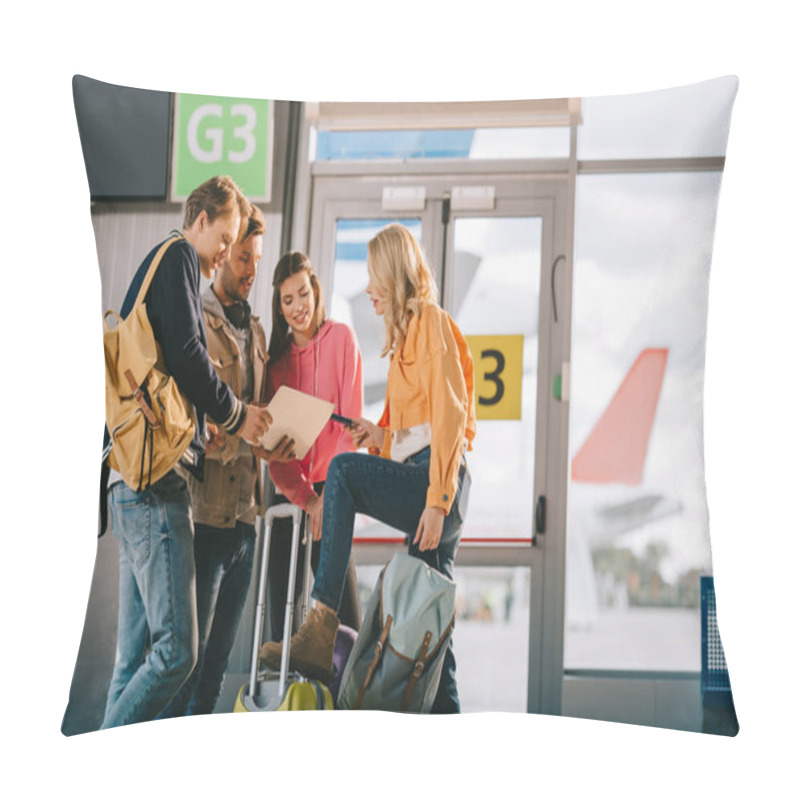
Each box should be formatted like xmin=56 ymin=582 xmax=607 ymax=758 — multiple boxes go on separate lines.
xmin=258 ymin=385 xmax=335 ymax=460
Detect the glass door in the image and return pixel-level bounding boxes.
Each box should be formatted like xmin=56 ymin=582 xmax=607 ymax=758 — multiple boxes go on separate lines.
xmin=446 ymin=213 xmax=543 ymax=544
xmin=307 ymin=172 xmax=571 ymax=714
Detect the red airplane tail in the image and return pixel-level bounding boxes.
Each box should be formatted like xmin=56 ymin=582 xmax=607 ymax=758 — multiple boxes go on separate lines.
xmin=571 ymin=348 xmax=668 ymax=485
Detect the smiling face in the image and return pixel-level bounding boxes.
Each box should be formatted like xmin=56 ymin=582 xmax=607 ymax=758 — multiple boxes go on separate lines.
xmin=279 ymin=270 xmax=318 ymax=344
xmin=215 ymin=233 xmax=263 ymax=304
xmin=190 ymin=208 xmax=241 ymax=279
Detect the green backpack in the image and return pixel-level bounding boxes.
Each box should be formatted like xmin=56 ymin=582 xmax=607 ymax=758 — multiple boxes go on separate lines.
xmin=338 ymin=552 xmax=456 ymax=713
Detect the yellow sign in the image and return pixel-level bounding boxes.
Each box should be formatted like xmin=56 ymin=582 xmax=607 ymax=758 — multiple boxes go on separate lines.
xmin=465 ymin=335 xmax=524 ymax=420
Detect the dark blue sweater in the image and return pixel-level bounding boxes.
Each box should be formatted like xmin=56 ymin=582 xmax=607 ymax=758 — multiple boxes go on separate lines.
xmin=105 ymin=233 xmax=245 ymax=481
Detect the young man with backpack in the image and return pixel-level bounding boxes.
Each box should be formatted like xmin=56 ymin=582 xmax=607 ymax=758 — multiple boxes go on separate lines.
xmin=102 ymin=176 xmax=272 ymax=728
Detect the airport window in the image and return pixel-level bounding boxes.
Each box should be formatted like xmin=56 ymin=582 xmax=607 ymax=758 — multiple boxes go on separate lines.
xmin=564 ymin=170 xmax=724 ymax=671
xmin=577 ymin=78 xmax=736 ymax=160
xmin=313 ymin=126 xmax=571 ymax=161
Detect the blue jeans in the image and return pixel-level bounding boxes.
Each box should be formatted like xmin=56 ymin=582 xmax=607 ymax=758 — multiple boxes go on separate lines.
xmin=102 ymin=471 xmax=198 ymax=728
xmin=314 ymin=447 xmax=471 ymax=714
xmin=158 ymin=521 xmax=256 ymax=717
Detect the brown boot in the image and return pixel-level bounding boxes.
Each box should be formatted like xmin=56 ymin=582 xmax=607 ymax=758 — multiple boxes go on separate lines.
xmin=259 ymin=606 xmax=339 ymax=683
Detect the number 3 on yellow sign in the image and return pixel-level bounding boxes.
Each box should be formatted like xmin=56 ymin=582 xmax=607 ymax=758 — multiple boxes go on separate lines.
xmin=464 ymin=335 xmax=524 ymax=421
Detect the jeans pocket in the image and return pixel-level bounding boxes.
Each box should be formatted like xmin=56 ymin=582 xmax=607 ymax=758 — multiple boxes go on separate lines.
xmin=154 ymin=470 xmax=189 ymax=500
xmin=111 ymin=488 xmax=152 ymax=569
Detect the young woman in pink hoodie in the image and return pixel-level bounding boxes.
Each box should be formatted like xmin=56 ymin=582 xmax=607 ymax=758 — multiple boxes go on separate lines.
xmin=264 ymin=251 xmax=363 ymax=638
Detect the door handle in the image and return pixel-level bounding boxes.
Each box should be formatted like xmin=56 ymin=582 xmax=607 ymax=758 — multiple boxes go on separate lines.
xmin=551 ymin=255 xmax=565 ymax=322
xmin=534 ymin=495 xmax=546 ymax=546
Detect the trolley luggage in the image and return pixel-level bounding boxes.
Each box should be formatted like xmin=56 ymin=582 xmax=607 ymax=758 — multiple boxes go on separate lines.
xmin=234 ymin=503 xmax=333 ymax=712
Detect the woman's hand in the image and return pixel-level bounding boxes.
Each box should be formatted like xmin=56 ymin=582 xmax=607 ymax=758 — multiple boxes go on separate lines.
xmin=351 ymin=417 xmax=383 ymax=450
xmin=307 ymin=489 xmax=324 ymax=541
xmin=252 ymin=435 xmax=296 ymax=463
xmin=413 ymin=506 xmax=446 ymax=552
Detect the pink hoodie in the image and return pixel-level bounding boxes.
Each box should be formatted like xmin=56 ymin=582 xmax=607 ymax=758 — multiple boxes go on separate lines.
xmin=267 ymin=320 xmax=363 ymax=510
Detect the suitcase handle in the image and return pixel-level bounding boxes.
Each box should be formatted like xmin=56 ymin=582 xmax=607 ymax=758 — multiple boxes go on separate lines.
xmin=247 ymin=503 xmax=305 ymax=700
xmin=299 ymin=514 xmax=313 ymax=624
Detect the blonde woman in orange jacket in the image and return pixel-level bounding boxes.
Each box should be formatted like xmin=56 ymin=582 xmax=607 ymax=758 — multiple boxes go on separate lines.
xmin=260 ymin=224 xmax=475 ymax=713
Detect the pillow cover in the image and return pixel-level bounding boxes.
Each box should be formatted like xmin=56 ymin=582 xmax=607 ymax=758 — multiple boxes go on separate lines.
xmin=63 ymin=74 xmax=738 ymax=736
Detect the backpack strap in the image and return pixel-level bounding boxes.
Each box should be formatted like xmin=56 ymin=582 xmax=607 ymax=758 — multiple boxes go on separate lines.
xmin=133 ymin=234 xmax=182 ymax=308
xmin=124 ymin=369 xmax=159 ymax=428
xmin=401 ymin=630 xmax=433 ymax=712
xmin=354 ymin=615 xmax=393 ymax=710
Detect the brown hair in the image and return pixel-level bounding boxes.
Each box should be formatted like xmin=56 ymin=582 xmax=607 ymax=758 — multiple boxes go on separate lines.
xmin=367 ymin=224 xmax=438 ymax=356
xmin=241 ymin=202 xmax=266 ymax=243
xmin=268 ymin=251 xmax=327 ymax=361
xmin=182 ymin=175 xmax=248 ymax=232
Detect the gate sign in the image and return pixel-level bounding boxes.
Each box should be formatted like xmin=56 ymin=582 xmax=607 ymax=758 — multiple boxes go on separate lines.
xmin=172 ymin=93 xmax=273 ymax=202
xmin=465 ymin=335 xmax=524 ymax=420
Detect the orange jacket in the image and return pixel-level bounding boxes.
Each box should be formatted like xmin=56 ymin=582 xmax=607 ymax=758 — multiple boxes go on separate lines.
xmin=376 ymin=301 xmax=476 ymax=513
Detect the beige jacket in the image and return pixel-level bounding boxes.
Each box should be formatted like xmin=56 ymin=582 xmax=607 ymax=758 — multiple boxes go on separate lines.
xmin=189 ymin=288 xmax=269 ymax=528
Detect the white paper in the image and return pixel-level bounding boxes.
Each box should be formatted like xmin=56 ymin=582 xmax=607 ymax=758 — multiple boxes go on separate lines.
xmin=259 ymin=385 xmax=335 ymax=460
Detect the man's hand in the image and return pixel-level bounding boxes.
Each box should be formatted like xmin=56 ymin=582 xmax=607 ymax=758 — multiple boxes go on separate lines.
xmin=252 ymin=435 xmax=295 ymax=463
xmin=238 ymin=404 xmax=272 ymax=446
xmin=413 ymin=506 xmax=446 ymax=552
xmin=351 ymin=417 xmax=383 ymax=450
xmin=205 ymin=422 xmax=225 ymax=453
xmin=306 ymin=489 xmax=324 ymax=541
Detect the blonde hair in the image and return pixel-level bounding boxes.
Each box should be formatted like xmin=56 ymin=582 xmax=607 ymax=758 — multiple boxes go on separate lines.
xmin=367 ymin=224 xmax=438 ymax=356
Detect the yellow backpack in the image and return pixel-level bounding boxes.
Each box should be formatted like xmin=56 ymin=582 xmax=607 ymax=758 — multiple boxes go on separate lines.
xmin=103 ymin=235 xmax=195 ymax=491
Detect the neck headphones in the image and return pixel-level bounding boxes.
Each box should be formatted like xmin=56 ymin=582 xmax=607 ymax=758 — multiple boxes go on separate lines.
xmin=223 ymin=300 xmax=252 ymax=330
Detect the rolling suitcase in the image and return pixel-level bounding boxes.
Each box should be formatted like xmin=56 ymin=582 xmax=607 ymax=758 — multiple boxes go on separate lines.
xmin=234 ymin=503 xmax=333 ymax=712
